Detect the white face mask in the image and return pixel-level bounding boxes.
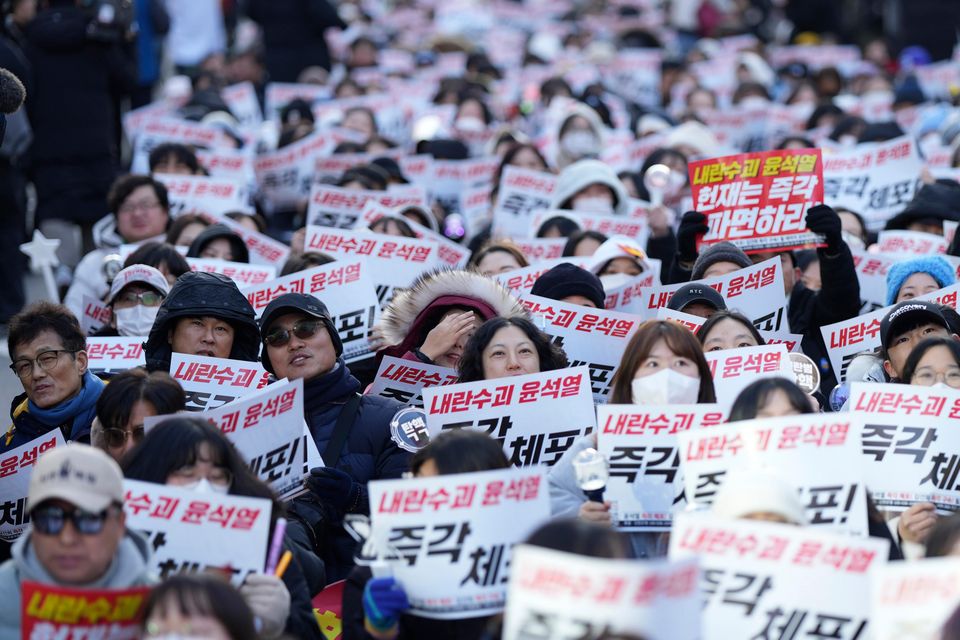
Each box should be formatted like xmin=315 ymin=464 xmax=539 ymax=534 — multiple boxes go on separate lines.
xmin=560 ymin=130 xmax=599 ymax=158
xmin=180 ymin=478 xmax=230 ymax=495
xmin=572 ymin=196 xmax=614 ymax=214
xmin=841 ymin=230 xmax=865 ymax=252
xmin=631 ymin=369 xmax=701 ymax=405
xmin=455 ymin=116 xmax=487 ymax=133
xmin=115 ymin=305 xmax=159 ymax=337
xmin=599 ymin=272 xmax=634 ymax=291
xmin=931 ymin=382 xmax=950 ymax=390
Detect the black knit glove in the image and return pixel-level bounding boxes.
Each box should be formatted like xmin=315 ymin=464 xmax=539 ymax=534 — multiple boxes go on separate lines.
xmin=805 ymin=204 xmax=843 ymax=252
xmin=676 ymin=210 xmax=709 ymax=265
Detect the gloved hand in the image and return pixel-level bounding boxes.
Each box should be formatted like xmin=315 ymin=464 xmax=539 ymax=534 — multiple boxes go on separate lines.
xmin=676 ymin=211 xmax=709 ymax=265
xmin=241 ymin=573 xmax=291 ymax=639
xmin=363 ymin=577 xmax=410 ymax=634
xmin=306 ymin=467 xmax=362 ymax=512
xmin=805 ymin=204 xmax=843 ymax=251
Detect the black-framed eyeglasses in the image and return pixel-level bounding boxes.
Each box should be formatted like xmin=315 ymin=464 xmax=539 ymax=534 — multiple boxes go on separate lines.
xmin=9 ymin=350 xmax=78 ymax=380
xmin=264 ymin=319 xmax=323 ymax=348
xmin=103 ymin=425 xmax=145 ymax=449
xmin=31 ymin=504 xmax=117 ymax=536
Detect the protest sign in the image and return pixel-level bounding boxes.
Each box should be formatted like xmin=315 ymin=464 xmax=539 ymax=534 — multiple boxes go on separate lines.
xmin=85 ymin=337 xmax=146 ymax=376
xmin=876 ymin=230 xmax=948 ymax=255
xmin=851 ymin=250 xmax=896 ymax=313
xmin=656 ymin=307 xmax=803 ymax=352
xmin=368 ymin=356 xmax=459 ymax=408
xmin=677 ymin=413 xmax=868 ymax=534
xmin=492 ymin=166 xmax=557 ymax=240
xmin=0 ymin=431 xmax=64 ymax=541
xmin=155 ymin=174 xmax=250 ymax=219
xmin=503 ymin=546 xmax=700 ymax=640
xmin=529 ymin=209 xmax=649 ymax=240
xmin=601 ymin=270 xmax=660 ymax=311
xmin=196 ymin=147 xmax=257 ymax=189
xmin=670 ymin=514 xmax=888 ymax=640
xmin=21 ymin=582 xmax=149 ymax=640
xmin=367 ymin=466 xmax=550 ymax=619
xmin=823 ymin=135 xmax=923 ymax=232
xmin=704 ymin=344 xmax=794 ymax=408
xmin=170 ymin=353 xmax=271 ymax=411
xmin=521 ymin=294 xmax=640 ymax=402
xmin=513 ymin=238 xmax=567 ymax=264
xmin=495 ymin=258 xmax=589 ymax=297
xmin=690 ymin=148 xmax=824 ymax=253
xmin=821 ymin=283 xmax=960 ymax=382
xmin=306 ymin=184 xmax=428 ymax=229
xmin=304 ymin=226 xmax=440 ymax=304
xmin=201 ymin=378 xmax=322 ymax=500
xmin=130 ymin=117 xmax=233 ymax=174
xmin=623 ymin=257 xmax=788 ymax=331
xmin=264 ymin=82 xmax=331 ymax=121
xmin=427 ymin=156 xmax=499 ymax=218
xmin=198 ymin=212 xmax=291 ymax=268
xmin=80 ymin=295 xmax=111 ymax=336
xmin=242 ymin=261 xmax=381 ymax=362
xmin=358 ymin=201 xmax=471 ymax=268
xmin=871 ymin=557 xmax=960 ymax=640
xmin=123 ymin=479 xmax=271 ymax=585
xmin=849 ymin=382 xmax=960 ymax=514
xmin=423 ymin=367 xmax=597 ymax=467
xmin=597 ymin=404 xmax=726 ymax=531
xmin=186 ymin=257 xmax=276 ymax=286
xmin=222 ymin=82 xmax=262 ymax=127
xmin=606 ymin=48 xmax=662 ymax=107
xmin=254 ymin=130 xmax=335 ymax=210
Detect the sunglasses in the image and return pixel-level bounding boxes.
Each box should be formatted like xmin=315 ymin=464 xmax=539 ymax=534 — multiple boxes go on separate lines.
xmin=103 ymin=425 xmax=145 ymax=450
xmin=264 ymin=319 xmax=323 ymax=348
xmin=32 ymin=504 xmax=116 ymax=536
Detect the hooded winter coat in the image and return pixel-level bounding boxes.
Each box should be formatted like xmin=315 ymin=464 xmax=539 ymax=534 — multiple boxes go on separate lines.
xmin=186 ymin=223 xmax=251 ymax=263
xmin=0 ymin=528 xmax=155 ymax=639
xmin=378 ymin=269 xmax=527 ymax=366
xmin=144 ymin=271 xmax=260 ymax=372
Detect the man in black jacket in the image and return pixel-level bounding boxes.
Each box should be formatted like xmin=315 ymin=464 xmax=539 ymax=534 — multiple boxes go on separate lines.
xmin=246 ymin=0 xmax=346 ymax=81
xmin=669 ymin=205 xmax=861 ymax=397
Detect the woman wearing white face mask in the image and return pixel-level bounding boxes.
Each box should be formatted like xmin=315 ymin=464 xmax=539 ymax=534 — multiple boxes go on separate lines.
xmin=547 ymin=321 xmax=715 ymax=558
xmin=123 ymin=417 xmax=327 ymax=639
xmin=588 ymin=235 xmax=652 ymax=291
xmin=551 ymin=158 xmax=631 ymax=216
xmin=93 ymin=265 xmax=170 ymax=338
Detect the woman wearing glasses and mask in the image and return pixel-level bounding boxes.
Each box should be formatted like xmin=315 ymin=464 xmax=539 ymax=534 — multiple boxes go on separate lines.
xmin=90 ymin=265 xmax=170 ymax=338
xmin=91 ymin=370 xmax=185 ymax=462
xmin=3 ymin=302 xmax=104 ymax=454
xmin=258 ymin=293 xmax=411 ymax=583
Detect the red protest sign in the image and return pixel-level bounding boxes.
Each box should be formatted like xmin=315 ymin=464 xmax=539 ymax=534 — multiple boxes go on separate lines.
xmin=21 ymin=581 xmax=150 ymax=639
xmin=690 ymin=148 xmax=825 ymax=254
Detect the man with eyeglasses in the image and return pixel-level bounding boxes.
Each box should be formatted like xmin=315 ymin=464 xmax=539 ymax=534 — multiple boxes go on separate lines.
xmin=91 ymin=264 xmax=170 ymax=338
xmin=64 ymin=175 xmax=172 ymax=319
xmin=259 ymin=293 xmax=411 ymax=583
xmin=4 ymin=302 xmax=104 ymax=454
xmin=0 ymin=444 xmax=154 ymax=637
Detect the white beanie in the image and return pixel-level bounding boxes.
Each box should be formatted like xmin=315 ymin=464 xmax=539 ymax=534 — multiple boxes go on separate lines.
xmin=712 ymin=468 xmax=807 ymax=525
xmin=737 ymin=51 xmax=776 ymax=89
xmin=665 ymin=121 xmax=719 ymax=159
xmin=550 ymin=159 xmax=630 ymax=216
xmin=588 ymin=235 xmax=648 ymax=274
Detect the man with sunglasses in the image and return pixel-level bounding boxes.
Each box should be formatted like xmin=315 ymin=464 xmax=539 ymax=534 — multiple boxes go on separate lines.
xmin=92 ymin=264 xmax=170 ymax=338
xmin=0 ymin=444 xmax=154 ymax=636
xmin=259 ymin=293 xmax=411 ymax=583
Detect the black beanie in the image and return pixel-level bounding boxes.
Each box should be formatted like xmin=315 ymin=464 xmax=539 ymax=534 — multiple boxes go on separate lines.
xmin=531 ymin=263 xmax=606 ymax=308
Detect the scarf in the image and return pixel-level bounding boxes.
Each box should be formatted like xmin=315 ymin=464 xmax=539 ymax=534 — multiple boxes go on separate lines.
xmin=303 ymin=359 xmax=361 ymax=415
xmin=28 ymin=371 xmax=105 ymax=440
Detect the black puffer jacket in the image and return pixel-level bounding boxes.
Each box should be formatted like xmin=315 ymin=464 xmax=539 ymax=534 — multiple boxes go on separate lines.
xmin=144 ymin=271 xmax=260 ymax=372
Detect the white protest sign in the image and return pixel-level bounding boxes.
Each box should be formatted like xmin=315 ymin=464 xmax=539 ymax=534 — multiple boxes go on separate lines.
xmin=598 ymin=404 xmax=727 ymax=531
xmin=264 ymin=82 xmax=331 ymax=121
xmin=304 ymin=226 xmax=440 ymax=305
xmin=357 ymin=201 xmax=471 ymax=268
xmin=170 ymin=353 xmax=270 ymax=412
xmin=130 ymin=117 xmax=233 ymax=174
xmin=678 ymin=413 xmax=868 ymax=534
xmin=427 ymin=157 xmax=499 ymax=218
xmin=202 ymin=378 xmax=322 ymax=500
xmin=655 ymin=307 xmax=803 ymax=352
xmin=823 ymin=136 xmax=923 ymax=232
xmin=368 ymin=356 xmax=459 ymax=408
xmin=495 ymin=258 xmax=588 ymax=297
xmin=625 ymin=257 xmax=788 ymax=331
xmin=123 ymin=479 xmax=271 ymax=585
xmin=196 ymin=147 xmax=257 ymax=189
xmin=0 ymin=432 xmax=65 ymax=541
xmin=85 ymin=337 xmax=146 ymax=375
xmin=851 ymin=250 xmax=896 ymax=313
xmin=492 ymin=167 xmax=557 ymax=240
xmin=199 ymin=212 xmax=291 ymax=268
xmin=423 ymin=367 xmax=597 ymax=467
xmin=306 ymin=184 xmax=428 ymax=229
xmin=503 ymin=546 xmax=700 ymax=640
xmin=850 ymin=382 xmax=960 ymax=514
xmin=520 ymin=294 xmax=640 ymax=402
xmin=670 ymin=514 xmax=888 ymax=640
xmin=871 ymin=557 xmax=960 ymax=640
xmin=876 ymin=230 xmax=948 ymax=255
xmin=704 ymin=344 xmax=793 ymax=408
xmin=221 ymin=82 xmax=262 ymax=127
xmin=821 ymin=283 xmax=960 ymax=382
xmin=79 ymin=295 xmax=111 ymax=336
xmin=367 ymin=466 xmax=550 ymax=619
xmin=767 ymin=44 xmax=862 ymax=70
xmin=187 ymin=258 xmax=276 ymax=287
xmin=529 ymin=208 xmax=649 ymax=240
xmin=242 ymin=260 xmax=381 ymax=363
xmin=254 ymin=130 xmax=335 ymax=210
xmin=513 ymin=238 xmax=566 ymax=264
xmin=155 ymin=174 xmax=250 ymax=219
xmin=606 ymin=48 xmax=661 ymax=107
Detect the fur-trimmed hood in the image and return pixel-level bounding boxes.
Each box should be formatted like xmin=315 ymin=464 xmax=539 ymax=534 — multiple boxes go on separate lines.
xmin=379 ymin=269 xmax=528 ymax=354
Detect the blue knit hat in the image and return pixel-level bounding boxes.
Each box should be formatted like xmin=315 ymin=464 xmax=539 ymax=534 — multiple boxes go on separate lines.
xmin=885 ymin=256 xmax=956 ymax=305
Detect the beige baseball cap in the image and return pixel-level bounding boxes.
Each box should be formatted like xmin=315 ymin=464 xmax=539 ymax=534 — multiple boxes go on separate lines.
xmin=106 ymin=264 xmax=170 ymax=305
xmin=28 ymin=444 xmax=124 ymax=514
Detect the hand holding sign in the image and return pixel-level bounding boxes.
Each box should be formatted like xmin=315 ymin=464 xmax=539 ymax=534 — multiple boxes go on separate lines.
xmin=676 ymin=211 xmax=709 ymax=266
xmin=805 ymin=204 xmax=843 ymax=252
